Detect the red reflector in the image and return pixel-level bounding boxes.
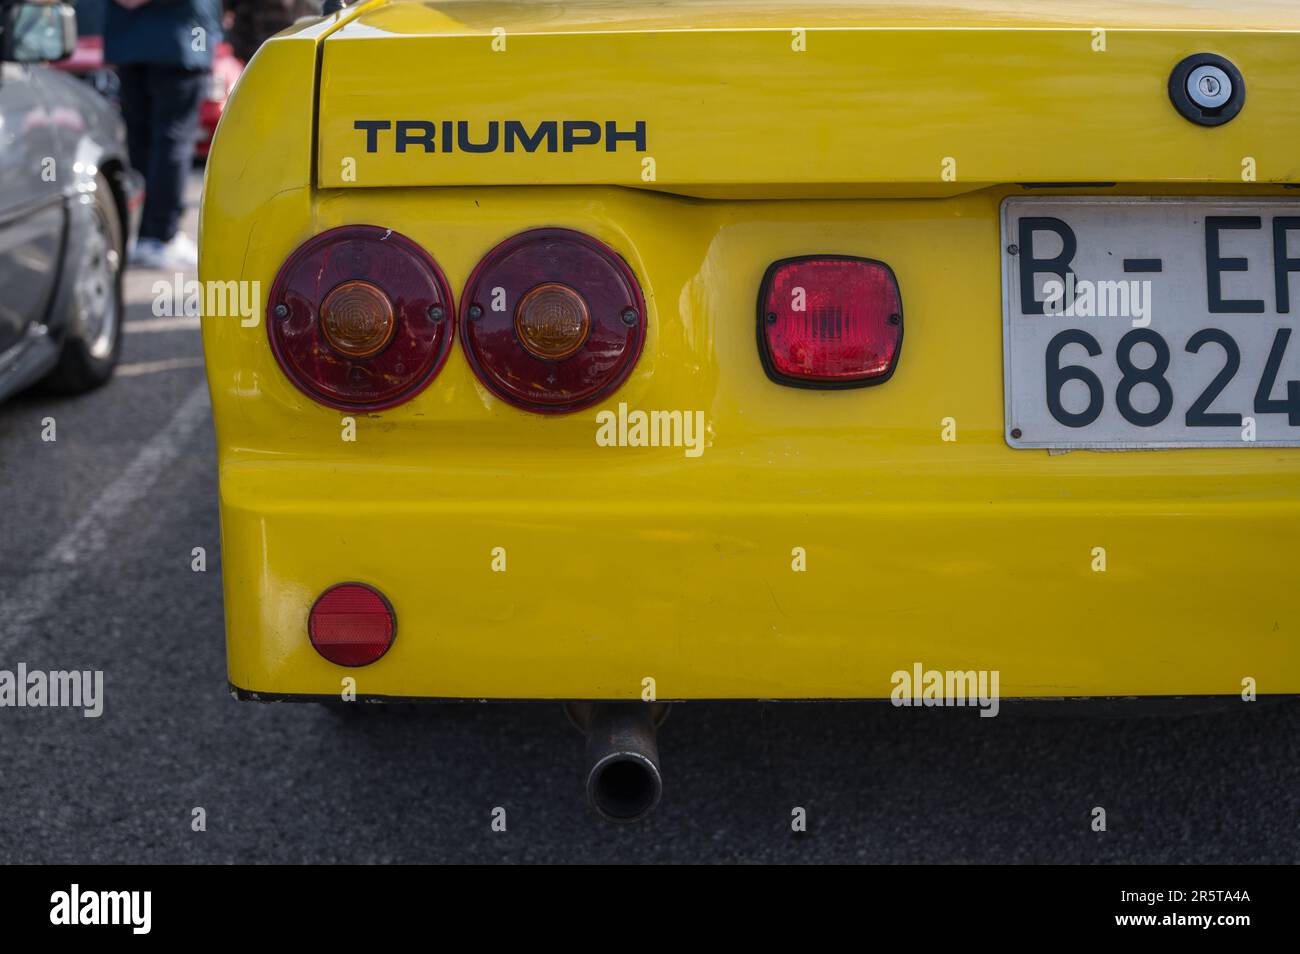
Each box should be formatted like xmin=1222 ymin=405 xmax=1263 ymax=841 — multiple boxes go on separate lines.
xmin=758 ymin=256 xmax=903 ymax=387
xmin=308 ymin=583 xmax=396 ymax=667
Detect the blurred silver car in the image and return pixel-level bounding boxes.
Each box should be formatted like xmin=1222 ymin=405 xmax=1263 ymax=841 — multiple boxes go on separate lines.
xmin=0 ymin=0 xmax=141 ymax=400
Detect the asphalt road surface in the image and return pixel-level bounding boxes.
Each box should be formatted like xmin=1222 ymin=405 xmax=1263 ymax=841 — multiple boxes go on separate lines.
xmin=0 ymin=177 xmax=1297 ymax=864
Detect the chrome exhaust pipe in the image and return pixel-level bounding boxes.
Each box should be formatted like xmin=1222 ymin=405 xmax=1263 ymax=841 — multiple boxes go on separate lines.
xmin=572 ymin=702 xmax=666 ymax=823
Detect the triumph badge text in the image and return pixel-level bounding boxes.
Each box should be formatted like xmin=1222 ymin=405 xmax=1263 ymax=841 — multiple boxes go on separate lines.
xmin=355 ymin=119 xmax=647 ymax=154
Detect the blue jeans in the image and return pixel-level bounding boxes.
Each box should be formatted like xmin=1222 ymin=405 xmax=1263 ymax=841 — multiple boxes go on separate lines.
xmin=116 ymin=64 xmax=207 ymax=243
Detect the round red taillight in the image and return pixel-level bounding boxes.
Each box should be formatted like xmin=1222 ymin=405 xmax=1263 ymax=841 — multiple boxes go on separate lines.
xmin=267 ymin=226 xmax=454 ymax=411
xmin=460 ymin=228 xmax=646 ymax=414
xmin=308 ymin=583 xmax=396 ymax=667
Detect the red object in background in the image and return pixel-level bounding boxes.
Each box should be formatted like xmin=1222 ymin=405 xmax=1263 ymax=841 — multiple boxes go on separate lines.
xmin=758 ymin=256 xmax=904 ymax=388
xmin=460 ymin=228 xmax=647 ymax=414
xmin=197 ymin=43 xmax=244 ymax=157
xmin=308 ymin=583 xmax=397 ymax=667
xmin=52 ymin=37 xmax=243 ymax=160
xmin=56 ymin=34 xmax=105 ymax=74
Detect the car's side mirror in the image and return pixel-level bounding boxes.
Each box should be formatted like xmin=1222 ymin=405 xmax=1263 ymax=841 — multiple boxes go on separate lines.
xmin=1 ymin=2 xmax=77 ymax=64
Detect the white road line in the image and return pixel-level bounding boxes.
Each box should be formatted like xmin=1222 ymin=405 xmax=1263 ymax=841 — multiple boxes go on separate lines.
xmin=0 ymin=384 xmax=212 ymax=650
xmin=125 ymin=316 xmax=202 ymax=333
xmin=116 ymin=357 xmax=206 ymax=377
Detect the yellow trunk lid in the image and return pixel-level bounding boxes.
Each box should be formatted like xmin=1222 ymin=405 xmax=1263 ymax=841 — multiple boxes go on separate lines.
xmin=317 ymin=0 xmax=1300 ymax=195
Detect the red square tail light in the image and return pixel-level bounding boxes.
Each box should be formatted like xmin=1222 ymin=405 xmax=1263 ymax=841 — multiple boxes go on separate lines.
xmin=758 ymin=255 xmax=903 ymax=388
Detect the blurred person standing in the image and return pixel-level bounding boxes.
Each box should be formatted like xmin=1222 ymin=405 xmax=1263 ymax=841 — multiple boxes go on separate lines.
xmin=105 ymin=0 xmax=222 ymax=269
xmin=223 ymin=0 xmax=321 ymax=65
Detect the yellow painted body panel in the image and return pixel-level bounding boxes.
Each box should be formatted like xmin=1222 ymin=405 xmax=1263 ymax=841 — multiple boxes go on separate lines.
xmin=201 ymin=1 xmax=1300 ymax=700
xmin=318 ymin=1 xmax=1300 ymax=193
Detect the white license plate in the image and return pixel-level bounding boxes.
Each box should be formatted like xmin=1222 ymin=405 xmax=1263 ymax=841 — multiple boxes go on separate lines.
xmin=1002 ymin=196 xmax=1300 ymax=448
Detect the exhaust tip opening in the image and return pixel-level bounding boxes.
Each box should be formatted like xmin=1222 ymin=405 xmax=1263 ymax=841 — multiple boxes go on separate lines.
xmin=588 ymin=753 xmax=662 ymax=823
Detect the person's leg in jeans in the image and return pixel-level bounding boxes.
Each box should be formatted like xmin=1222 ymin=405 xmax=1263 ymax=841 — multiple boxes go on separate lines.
xmin=115 ymin=65 xmax=153 ymax=223
xmin=140 ymin=65 xmax=207 ymax=246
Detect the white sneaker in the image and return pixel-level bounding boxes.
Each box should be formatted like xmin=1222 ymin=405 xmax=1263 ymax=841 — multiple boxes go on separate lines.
xmin=130 ymin=238 xmax=163 ymax=268
xmin=131 ymin=232 xmax=198 ymax=270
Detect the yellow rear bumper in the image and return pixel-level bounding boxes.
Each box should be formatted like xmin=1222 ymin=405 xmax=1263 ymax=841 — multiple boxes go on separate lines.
xmin=221 ymin=461 xmax=1300 ymax=699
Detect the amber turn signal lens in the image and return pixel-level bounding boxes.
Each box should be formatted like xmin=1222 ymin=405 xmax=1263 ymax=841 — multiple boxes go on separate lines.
xmin=514 ymin=282 xmax=591 ymax=360
xmin=320 ymin=280 xmax=395 ymax=358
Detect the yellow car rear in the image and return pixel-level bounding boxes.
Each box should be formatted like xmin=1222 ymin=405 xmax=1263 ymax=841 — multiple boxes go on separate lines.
xmin=199 ymin=0 xmax=1300 ymax=706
